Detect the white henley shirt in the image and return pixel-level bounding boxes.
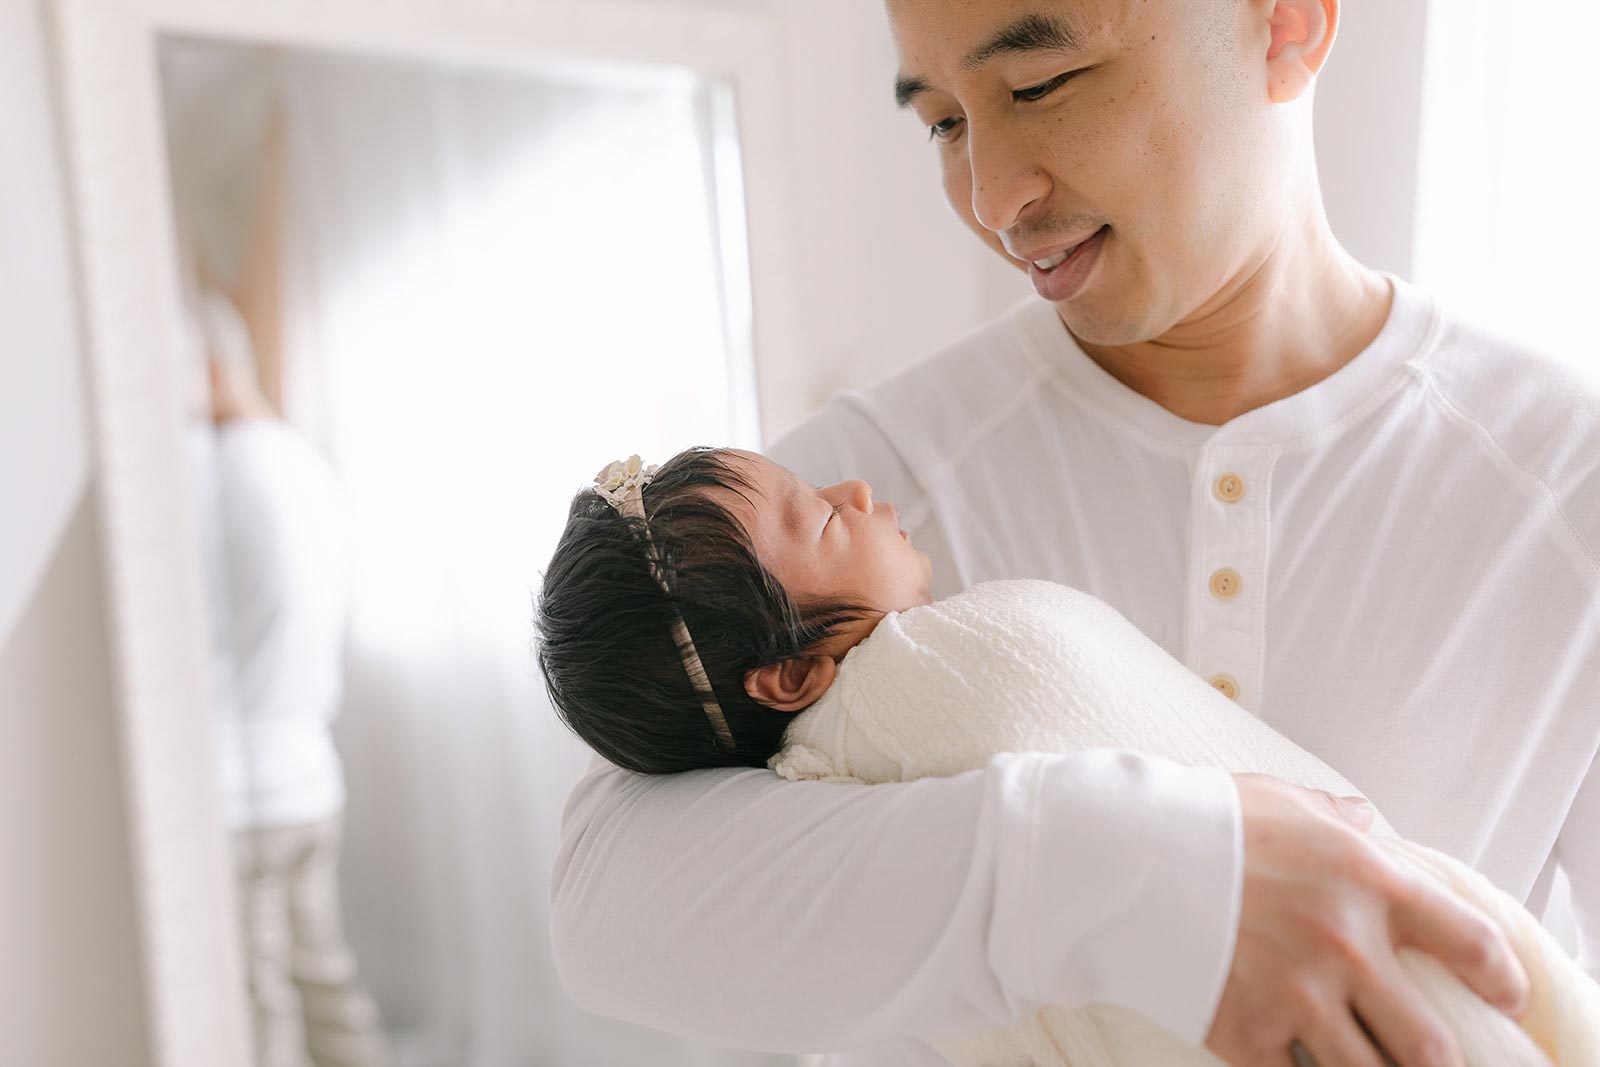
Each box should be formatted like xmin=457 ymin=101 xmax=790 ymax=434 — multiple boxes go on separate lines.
xmin=550 ymin=273 xmax=1600 ymax=1066
xmin=192 ymin=420 xmax=355 ymax=829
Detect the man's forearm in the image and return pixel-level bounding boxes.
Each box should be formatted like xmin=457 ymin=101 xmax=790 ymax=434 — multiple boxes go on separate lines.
xmin=549 ymin=750 xmax=1240 ymax=1053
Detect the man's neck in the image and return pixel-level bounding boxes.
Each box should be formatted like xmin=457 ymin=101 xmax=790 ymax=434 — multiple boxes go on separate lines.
xmin=1072 ymin=205 xmax=1392 ymax=427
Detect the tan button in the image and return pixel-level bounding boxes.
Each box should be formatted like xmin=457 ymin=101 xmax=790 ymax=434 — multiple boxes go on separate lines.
xmin=1213 ymin=473 xmax=1246 ymax=503
xmin=1209 ymin=567 xmax=1242 ymax=599
xmin=1209 ymin=674 xmax=1239 ymax=700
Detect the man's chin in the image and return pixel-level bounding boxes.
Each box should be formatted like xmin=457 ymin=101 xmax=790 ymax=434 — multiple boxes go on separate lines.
xmin=1050 ymin=297 xmax=1149 ymax=348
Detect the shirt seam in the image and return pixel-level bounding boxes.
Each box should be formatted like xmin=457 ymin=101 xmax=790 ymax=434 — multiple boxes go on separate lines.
xmin=1250 ymin=452 xmax=1278 ymax=713
xmin=1406 ymin=362 xmax=1600 ymax=586
xmin=1269 ymin=366 xmax=1415 ymax=456
xmin=1270 ymin=297 xmax=1448 ymax=456
xmin=1014 ymin=335 xmax=1201 ymax=459
xmin=897 ymin=367 xmax=1057 ymax=503
xmin=1015 ymin=283 xmax=1448 ymax=458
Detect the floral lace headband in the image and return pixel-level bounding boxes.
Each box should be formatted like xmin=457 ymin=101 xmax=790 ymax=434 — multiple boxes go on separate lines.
xmin=593 ymin=456 xmax=734 ymax=749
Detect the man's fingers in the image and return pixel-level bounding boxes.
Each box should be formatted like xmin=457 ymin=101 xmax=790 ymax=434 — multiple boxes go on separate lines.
xmin=1387 ymin=874 xmax=1530 ymax=1018
xmin=1294 ymin=1011 xmax=1392 ymax=1067
xmin=1350 ymin=963 xmax=1461 ymax=1067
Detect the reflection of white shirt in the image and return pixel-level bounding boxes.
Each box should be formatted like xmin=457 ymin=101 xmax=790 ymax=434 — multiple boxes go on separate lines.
xmin=551 ymin=273 xmax=1600 ymax=1065
xmin=191 ymin=419 xmax=353 ymax=829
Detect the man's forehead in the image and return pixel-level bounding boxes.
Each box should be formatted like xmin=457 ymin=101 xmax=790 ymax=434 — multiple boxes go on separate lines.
xmin=886 ymin=0 xmax=1106 ymax=49
xmin=887 ymin=0 xmax=1120 ymax=79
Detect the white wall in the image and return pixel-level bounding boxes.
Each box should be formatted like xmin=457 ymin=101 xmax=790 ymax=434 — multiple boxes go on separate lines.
xmin=0 ymin=0 xmax=152 ymax=1061
xmin=0 ymin=493 xmax=151 ymax=1067
xmin=1315 ymin=0 xmax=1430 ymax=278
xmin=0 ymin=0 xmax=89 ymax=649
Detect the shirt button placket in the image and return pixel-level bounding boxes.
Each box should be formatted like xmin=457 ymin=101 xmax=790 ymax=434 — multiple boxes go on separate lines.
xmin=1186 ymin=448 xmax=1275 ymax=713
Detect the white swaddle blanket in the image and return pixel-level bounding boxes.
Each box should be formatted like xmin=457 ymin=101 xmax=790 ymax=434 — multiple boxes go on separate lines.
xmin=770 ymin=580 xmax=1600 ymax=1067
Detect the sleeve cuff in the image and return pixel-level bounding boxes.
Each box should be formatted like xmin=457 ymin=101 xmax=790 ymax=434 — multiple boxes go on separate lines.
xmin=988 ymin=750 xmax=1242 ymax=1046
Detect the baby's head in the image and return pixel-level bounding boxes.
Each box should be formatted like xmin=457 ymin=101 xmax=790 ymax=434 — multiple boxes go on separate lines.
xmin=536 ymin=446 xmax=931 ymax=774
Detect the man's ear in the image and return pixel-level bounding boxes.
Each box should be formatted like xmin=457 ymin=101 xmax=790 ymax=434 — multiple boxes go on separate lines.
xmin=1264 ymin=0 xmax=1337 ymax=104
xmin=744 ymin=656 xmax=839 ymax=712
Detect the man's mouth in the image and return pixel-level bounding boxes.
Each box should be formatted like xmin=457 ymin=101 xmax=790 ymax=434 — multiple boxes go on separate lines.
xmin=1026 ymin=225 xmax=1110 ymax=272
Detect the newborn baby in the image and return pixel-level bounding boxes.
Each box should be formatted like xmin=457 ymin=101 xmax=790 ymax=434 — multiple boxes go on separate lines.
xmin=535 ymin=446 xmax=1599 ymax=1066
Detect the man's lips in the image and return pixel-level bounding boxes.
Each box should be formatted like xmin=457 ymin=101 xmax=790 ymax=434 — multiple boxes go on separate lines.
xmin=1025 ymin=225 xmax=1110 ymax=301
xmin=1010 ymin=227 xmax=1106 ymax=270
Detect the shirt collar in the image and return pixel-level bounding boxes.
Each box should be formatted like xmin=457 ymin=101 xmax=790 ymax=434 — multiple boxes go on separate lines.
xmin=1013 ymin=271 xmax=1439 ymax=452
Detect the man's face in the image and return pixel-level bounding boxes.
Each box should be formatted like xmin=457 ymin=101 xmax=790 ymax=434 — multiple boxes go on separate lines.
xmin=889 ymin=0 xmax=1291 ymax=346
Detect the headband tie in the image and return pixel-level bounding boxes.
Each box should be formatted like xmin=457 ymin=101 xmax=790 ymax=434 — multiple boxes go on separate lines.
xmin=594 ymin=456 xmax=735 ymax=749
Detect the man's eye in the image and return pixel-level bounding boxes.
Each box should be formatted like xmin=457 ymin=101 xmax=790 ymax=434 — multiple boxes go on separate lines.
xmin=927 ymin=116 xmax=964 ymax=143
xmin=1013 ymin=69 xmax=1083 ymax=103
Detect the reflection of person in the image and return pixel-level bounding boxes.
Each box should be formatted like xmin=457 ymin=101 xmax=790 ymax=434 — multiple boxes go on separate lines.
xmin=551 ymin=2 xmax=1600 ymax=1066
xmin=192 ymin=289 xmax=391 ymax=1067
xmin=536 ymin=448 xmax=1599 ymax=1064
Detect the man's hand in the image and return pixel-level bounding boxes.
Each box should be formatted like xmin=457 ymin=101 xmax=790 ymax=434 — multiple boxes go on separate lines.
xmin=1204 ymin=774 xmax=1530 ymax=1067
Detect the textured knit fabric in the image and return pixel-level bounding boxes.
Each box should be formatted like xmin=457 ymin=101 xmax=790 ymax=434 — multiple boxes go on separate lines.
xmin=773 ymin=579 xmax=1600 ymax=1066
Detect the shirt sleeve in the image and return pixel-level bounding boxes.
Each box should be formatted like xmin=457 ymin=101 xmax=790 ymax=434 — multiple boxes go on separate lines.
xmin=548 ymin=398 xmax=1244 ymax=1053
xmin=550 ymin=750 xmax=1241 ymax=1054
xmin=1555 ymin=748 xmax=1600 ymax=981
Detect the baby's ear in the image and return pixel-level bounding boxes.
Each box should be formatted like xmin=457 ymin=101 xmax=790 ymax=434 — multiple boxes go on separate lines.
xmin=744 ymin=656 xmax=838 ymax=712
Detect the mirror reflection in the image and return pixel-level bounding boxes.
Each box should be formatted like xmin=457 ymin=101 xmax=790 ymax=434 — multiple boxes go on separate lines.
xmin=159 ymin=34 xmax=784 ymax=1067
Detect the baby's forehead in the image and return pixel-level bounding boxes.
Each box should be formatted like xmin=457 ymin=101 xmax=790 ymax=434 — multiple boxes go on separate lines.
xmin=719 ymin=451 xmax=813 ymax=538
xmin=725 ymin=449 xmax=801 ymax=498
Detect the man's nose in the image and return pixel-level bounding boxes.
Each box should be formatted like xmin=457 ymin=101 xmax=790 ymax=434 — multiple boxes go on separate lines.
xmin=967 ymin=121 xmax=1051 ymax=235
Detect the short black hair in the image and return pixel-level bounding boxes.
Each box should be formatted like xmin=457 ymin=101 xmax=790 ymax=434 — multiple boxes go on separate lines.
xmin=535 ymin=447 xmax=867 ymax=774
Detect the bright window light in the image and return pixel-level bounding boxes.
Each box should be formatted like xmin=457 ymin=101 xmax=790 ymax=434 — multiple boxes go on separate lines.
xmin=1413 ymin=0 xmax=1600 ymax=383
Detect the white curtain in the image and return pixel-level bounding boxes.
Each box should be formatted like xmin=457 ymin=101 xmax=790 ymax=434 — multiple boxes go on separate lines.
xmin=1414 ymin=0 xmax=1599 ymax=956
xmin=1413 ymin=0 xmax=1600 ymax=380
xmin=268 ymin=48 xmax=781 ymax=1067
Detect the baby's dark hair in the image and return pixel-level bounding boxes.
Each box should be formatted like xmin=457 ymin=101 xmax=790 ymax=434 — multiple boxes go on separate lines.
xmin=535 ymin=447 xmax=866 ymax=774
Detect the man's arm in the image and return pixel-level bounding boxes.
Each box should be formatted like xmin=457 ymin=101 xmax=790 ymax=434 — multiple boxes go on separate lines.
xmin=550 ymin=397 xmax=1529 ymax=1061
xmin=554 ymin=403 xmax=1248 ymax=1050
xmin=550 ymin=749 xmax=1242 ymax=1052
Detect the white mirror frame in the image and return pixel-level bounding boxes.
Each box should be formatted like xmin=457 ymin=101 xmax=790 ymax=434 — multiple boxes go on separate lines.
xmin=51 ymin=0 xmax=797 ymax=1063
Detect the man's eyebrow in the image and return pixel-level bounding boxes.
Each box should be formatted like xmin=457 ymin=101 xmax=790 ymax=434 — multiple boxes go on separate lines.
xmin=894 ymin=74 xmax=931 ymax=109
xmin=894 ymin=12 xmax=1086 ymax=109
xmin=963 ymin=12 xmax=1085 ymax=71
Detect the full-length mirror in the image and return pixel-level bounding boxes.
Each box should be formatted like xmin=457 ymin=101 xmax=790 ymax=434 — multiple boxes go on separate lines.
xmin=157 ymin=32 xmax=784 ymax=1067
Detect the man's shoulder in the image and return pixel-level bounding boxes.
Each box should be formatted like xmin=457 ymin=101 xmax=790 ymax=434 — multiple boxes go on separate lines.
xmin=772 ymin=299 xmax=1046 ymax=475
xmin=1414 ymin=299 xmax=1600 ymax=451
xmin=1413 ymin=301 xmax=1600 ymax=560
